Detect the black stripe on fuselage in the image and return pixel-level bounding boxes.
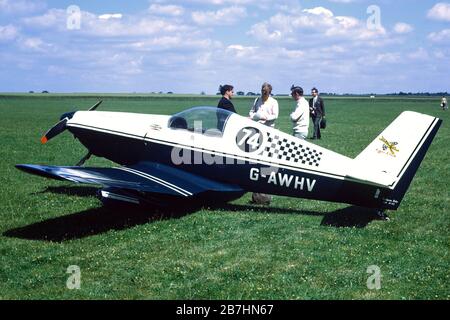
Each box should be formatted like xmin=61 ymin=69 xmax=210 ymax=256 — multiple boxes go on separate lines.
xmin=69 ymin=125 xmax=390 ymax=209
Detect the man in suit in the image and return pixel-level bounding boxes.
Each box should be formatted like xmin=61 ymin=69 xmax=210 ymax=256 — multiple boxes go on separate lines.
xmin=309 ymin=87 xmax=325 ymax=139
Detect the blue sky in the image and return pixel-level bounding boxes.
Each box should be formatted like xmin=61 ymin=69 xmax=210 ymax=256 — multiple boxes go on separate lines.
xmin=0 ymin=0 xmax=449 ymax=94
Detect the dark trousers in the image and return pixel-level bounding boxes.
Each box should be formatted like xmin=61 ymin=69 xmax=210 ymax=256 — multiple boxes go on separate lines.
xmin=312 ymin=116 xmax=322 ymax=139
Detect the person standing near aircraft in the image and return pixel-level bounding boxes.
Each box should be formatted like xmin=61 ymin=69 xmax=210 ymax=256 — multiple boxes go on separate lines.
xmin=217 ymin=84 xmax=236 ymax=130
xmin=217 ymin=84 xmax=236 ymax=113
xmin=290 ymin=85 xmax=309 ymax=139
xmin=441 ymin=96 xmax=447 ymax=111
xmin=249 ymin=82 xmax=279 ymax=205
xmin=309 ymin=87 xmax=325 ymax=139
xmin=249 ymin=82 xmax=279 ymax=128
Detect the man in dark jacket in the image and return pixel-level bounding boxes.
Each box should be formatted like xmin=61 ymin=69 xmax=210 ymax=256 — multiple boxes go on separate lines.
xmin=309 ymin=87 xmax=325 ymax=139
xmin=217 ymin=84 xmax=236 ymax=113
xmin=217 ymin=84 xmax=236 ymax=131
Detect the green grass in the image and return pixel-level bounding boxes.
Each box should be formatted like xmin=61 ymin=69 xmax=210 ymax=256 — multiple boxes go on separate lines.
xmin=0 ymin=94 xmax=448 ymax=300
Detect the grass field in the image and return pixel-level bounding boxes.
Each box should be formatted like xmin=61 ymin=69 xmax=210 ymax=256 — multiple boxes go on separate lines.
xmin=0 ymin=94 xmax=448 ymax=300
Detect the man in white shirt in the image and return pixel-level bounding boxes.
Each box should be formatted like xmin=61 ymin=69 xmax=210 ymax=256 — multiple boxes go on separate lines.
xmin=249 ymin=82 xmax=279 ymax=128
xmin=290 ymin=85 xmax=309 ymax=139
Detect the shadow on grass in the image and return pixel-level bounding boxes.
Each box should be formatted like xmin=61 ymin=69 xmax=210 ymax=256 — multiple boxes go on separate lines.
xmin=3 ymin=205 xmax=198 ymax=242
xmin=4 ymin=188 xmax=384 ymax=242
xmin=214 ymin=203 xmax=324 ymax=217
xmin=320 ymin=206 xmax=383 ymax=228
xmin=219 ymin=203 xmax=383 ymax=228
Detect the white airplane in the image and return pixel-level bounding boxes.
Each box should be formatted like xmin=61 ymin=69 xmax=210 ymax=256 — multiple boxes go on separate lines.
xmin=16 ymin=101 xmax=442 ymax=219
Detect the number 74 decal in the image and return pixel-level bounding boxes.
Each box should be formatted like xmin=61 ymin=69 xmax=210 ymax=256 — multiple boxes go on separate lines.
xmin=236 ymin=127 xmax=264 ymax=153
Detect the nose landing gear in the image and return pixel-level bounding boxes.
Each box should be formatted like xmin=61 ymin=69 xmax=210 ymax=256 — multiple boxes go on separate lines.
xmin=76 ymin=151 xmax=92 ymax=166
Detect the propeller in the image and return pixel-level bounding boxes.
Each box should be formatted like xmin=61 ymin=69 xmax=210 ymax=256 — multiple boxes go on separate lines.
xmin=40 ymin=117 xmax=70 ymax=144
xmin=40 ymin=100 xmax=103 ymax=144
xmin=88 ymin=100 xmax=103 ymax=111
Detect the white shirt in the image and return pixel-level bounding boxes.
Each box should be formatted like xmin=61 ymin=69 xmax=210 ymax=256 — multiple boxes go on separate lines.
xmin=249 ymin=96 xmax=279 ymax=127
xmin=290 ymin=97 xmax=309 ymax=134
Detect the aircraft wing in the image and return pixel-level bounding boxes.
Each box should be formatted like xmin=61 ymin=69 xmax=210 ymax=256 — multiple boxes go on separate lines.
xmin=16 ymin=162 xmax=243 ymax=198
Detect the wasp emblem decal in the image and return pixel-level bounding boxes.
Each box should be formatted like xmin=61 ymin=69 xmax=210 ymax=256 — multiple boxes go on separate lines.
xmin=378 ymin=136 xmax=399 ymax=157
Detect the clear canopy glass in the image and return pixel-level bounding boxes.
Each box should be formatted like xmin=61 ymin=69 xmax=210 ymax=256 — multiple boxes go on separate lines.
xmin=168 ymin=106 xmax=233 ymax=135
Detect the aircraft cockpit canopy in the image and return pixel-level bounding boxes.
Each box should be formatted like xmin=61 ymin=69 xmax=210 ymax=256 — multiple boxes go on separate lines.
xmin=168 ymin=107 xmax=233 ymax=135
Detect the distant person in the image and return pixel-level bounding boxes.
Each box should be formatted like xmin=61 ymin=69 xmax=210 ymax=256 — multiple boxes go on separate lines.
xmin=309 ymin=87 xmax=325 ymax=139
xmin=441 ymin=96 xmax=447 ymax=111
xmin=217 ymin=84 xmax=236 ymax=113
xmin=249 ymin=82 xmax=279 ymax=205
xmin=217 ymin=84 xmax=236 ymax=130
xmin=249 ymin=82 xmax=279 ymax=128
xmin=290 ymin=85 xmax=309 ymax=139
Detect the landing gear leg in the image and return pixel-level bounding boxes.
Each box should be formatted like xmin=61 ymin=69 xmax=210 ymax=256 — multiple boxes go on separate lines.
xmin=76 ymin=151 xmax=92 ymax=166
xmin=376 ymin=210 xmax=390 ymax=221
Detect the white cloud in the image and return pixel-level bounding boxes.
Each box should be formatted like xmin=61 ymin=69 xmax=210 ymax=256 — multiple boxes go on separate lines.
xmin=428 ymin=28 xmax=450 ymax=42
xmin=433 ymin=49 xmax=449 ymax=59
xmin=22 ymin=8 xmax=65 ymax=29
xmin=224 ymin=44 xmax=308 ymax=64
xmin=148 ymin=4 xmax=184 ymax=16
xmin=248 ymin=7 xmax=387 ymax=44
xmin=357 ymin=52 xmax=402 ymax=66
xmin=393 ymin=22 xmax=413 ymax=34
xmin=195 ymin=52 xmax=212 ymax=66
xmin=157 ymin=0 xmax=275 ymax=11
xmin=99 ymin=14 xmax=123 ymax=20
xmin=86 ymin=16 xmax=191 ymax=37
xmin=408 ymin=47 xmax=429 ymax=60
xmin=0 ymin=0 xmax=45 ymax=14
xmin=303 ymin=7 xmax=334 ymax=18
xmin=375 ymin=52 xmax=401 ymax=64
xmin=23 ymin=9 xmax=193 ymax=37
xmin=0 ymin=24 xmax=19 ymax=41
xmin=180 ymin=0 xmax=263 ymax=5
xmin=225 ymin=44 xmax=258 ymax=58
xmin=427 ymin=2 xmax=450 ymax=22
xmin=18 ymin=37 xmax=51 ymax=52
xmin=125 ymin=37 xmax=220 ymax=52
xmin=192 ymin=6 xmax=247 ymax=26
xmin=328 ymin=0 xmax=357 ymax=3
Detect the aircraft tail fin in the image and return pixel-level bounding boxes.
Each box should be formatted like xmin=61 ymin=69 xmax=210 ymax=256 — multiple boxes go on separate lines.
xmin=351 ymin=111 xmax=442 ymax=209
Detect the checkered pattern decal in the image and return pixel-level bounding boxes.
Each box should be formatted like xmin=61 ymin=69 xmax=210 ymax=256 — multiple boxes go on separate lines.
xmin=260 ymin=133 xmax=323 ymax=167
